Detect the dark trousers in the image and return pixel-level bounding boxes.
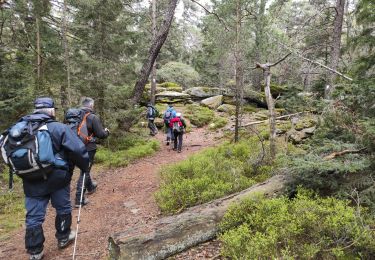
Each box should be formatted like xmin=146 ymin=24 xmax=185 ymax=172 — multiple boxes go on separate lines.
xmin=75 ymin=150 xmax=96 ymax=201
xmin=25 ymin=185 xmax=71 ymax=253
xmin=148 ymin=119 xmax=158 ymax=135
xmin=173 ymin=132 xmax=183 ymax=151
xmin=165 ymin=122 xmax=174 ymax=141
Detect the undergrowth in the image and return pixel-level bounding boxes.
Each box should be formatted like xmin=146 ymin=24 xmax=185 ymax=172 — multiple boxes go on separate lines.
xmin=220 ymin=189 xmax=375 ymax=259
xmin=0 ymin=169 xmax=25 ymax=241
xmin=184 ymin=104 xmax=215 ymax=127
xmin=155 ymin=137 xmax=293 ymax=214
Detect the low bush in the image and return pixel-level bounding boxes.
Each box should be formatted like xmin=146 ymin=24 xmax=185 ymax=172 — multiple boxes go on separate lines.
xmin=96 ymin=139 xmax=160 ymax=167
xmin=155 ymin=137 xmax=276 ymax=214
xmin=220 ymin=189 xmax=375 ymax=259
xmin=184 ymin=104 xmax=215 ymax=127
xmin=0 ymin=169 xmax=24 ymax=240
xmin=209 ymin=117 xmax=228 ymax=130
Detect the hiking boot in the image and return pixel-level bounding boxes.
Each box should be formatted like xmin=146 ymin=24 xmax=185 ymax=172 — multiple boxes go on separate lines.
xmin=74 ymin=197 xmax=89 ymax=208
xmin=57 ymin=230 xmax=76 ymax=249
xmin=86 ymin=181 xmax=97 ymax=195
xmin=166 ymin=141 xmax=170 ymax=146
xmin=29 ymin=251 xmax=44 ymax=260
xmin=172 ymin=148 xmax=177 ymax=151
xmin=178 ymin=150 xmax=181 ymax=153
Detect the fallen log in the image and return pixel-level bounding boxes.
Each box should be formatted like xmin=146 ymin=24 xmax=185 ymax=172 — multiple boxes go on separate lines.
xmin=108 ymin=174 xmax=290 ymax=260
xmin=323 ymin=148 xmax=366 ymax=160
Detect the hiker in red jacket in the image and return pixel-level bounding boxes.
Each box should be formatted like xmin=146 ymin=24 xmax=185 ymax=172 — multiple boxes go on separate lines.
xmin=169 ymin=113 xmax=186 ymax=153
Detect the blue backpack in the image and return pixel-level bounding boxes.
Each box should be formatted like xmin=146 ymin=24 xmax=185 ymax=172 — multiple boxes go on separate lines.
xmin=0 ymin=119 xmax=61 ymax=187
xmin=163 ymin=108 xmax=175 ymax=123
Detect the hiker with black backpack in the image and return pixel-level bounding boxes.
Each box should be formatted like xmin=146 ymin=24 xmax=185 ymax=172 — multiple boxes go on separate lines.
xmin=66 ymin=97 xmax=109 ymax=208
xmin=163 ymin=104 xmax=176 ymax=145
xmin=169 ymin=112 xmax=186 ymax=153
xmin=146 ymin=103 xmax=158 ymax=136
xmin=0 ymin=97 xmax=90 ymax=260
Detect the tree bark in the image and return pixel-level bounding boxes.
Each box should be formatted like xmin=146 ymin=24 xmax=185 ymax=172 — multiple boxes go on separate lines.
xmin=108 ymin=175 xmax=290 ymax=260
xmin=35 ymin=15 xmax=41 ymax=94
xmin=234 ymin=0 xmax=243 ymax=143
xmin=61 ymin=0 xmax=71 ymax=111
xmin=132 ymin=0 xmax=178 ymax=104
xmin=252 ymin=0 xmax=266 ymax=91
xmin=325 ymin=0 xmax=346 ymax=99
xmin=264 ymin=68 xmax=276 ymax=160
xmin=150 ymin=0 xmax=157 ymax=105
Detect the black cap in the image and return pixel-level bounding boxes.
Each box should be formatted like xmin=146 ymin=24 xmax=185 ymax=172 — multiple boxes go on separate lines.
xmin=34 ymin=97 xmax=56 ymax=109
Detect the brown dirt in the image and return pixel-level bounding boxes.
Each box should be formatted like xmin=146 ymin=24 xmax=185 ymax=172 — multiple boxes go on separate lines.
xmin=0 ymin=126 xmax=222 ymax=260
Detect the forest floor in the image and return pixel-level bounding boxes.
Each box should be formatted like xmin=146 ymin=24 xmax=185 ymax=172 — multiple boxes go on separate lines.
xmin=0 ymin=123 xmax=224 ymax=259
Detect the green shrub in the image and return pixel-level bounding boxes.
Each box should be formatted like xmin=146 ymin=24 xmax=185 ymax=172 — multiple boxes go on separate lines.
xmin=155 ymin=138 xmax=275 ymax=214
xmin=184 ymin=104 xmax=215 ymax=127
xmin=0 ymin=169 xmax=24 ymax=241
xmin=209 ymin=117 xmax=228 ymax=130
xmin=220 ymin=189 xmax=375 ymax=259
xmin=158 ymin=82 xmax=183 ymax=92
xmin=96 ymin=139 xmax=160 ymax=167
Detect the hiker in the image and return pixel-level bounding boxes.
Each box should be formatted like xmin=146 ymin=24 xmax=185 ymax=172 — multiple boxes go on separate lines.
xmin=73 ymin=97 xmax=109 ymax=207
xmin=0 ymin=97 xmax=89 ymax=260
xmin=169 ymin=112 xmax=186 ymax=153
xmin=146 ymin=103 xmax=158 ymax=136
xmin=163 ymin=104 xmax=176 ymax=145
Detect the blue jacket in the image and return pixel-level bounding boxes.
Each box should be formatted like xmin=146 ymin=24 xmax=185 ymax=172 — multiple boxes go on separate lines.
xmin=19 ymin=113 xmax=90 ymax=197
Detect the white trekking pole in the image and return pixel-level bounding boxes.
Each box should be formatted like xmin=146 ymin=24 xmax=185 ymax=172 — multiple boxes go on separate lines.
xmin=72 ymin=172 xmax=86 ymax=260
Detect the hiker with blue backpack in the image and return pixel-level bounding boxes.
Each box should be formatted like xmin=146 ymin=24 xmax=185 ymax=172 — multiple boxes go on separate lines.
xmin=163 ymin=104 xmax=177 ymax=145
xmin=0 ymin=97 xmax=90 ymax=260
xmin=146 ymin=103 xmax=159 ymax=136
xmin=65 ymin=97 xmax=109 ymax=208
xmin=169 ymin=112 xmax=187 ymax=153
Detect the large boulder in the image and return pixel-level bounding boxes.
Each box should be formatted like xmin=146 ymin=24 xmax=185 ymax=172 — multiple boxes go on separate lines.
xmin=201 ymin=95 xmax=223 ymax=109
xmin=155 ymin=91 xmax=191 ymax=104
xmin=184 ymin=87 xmax=224 ymax=98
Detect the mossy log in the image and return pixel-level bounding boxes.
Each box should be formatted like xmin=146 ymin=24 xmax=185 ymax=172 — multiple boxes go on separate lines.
xmin=108 ymin=174 xmax=290 ymax=260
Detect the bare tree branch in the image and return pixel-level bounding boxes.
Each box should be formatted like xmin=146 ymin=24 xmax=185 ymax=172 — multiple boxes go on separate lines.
xmin=190 ymin=0 xmax=230 ymax=31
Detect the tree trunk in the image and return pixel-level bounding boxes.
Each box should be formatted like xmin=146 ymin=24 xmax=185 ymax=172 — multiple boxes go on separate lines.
xmin=264 ymin=68 xmax=276 ymax=160
xmin=234 ymin=0 xmax=242 ymax=143
xmin=325 ymin=0 xmax=346 ymax=99
xmin=252 ymin=0 xmax=266 ymax=91
xmin=35 ymin=15 xmax=41 ymax=94
xmin=132 ymin=0 xmax=178 ymax=104
xmin=108 ymin=175 xmax=290 ymax=260
xmin=150 ymin=0 xmax=157 ymax=105
xmin=61 ymin=0 xmax=71 ymax=111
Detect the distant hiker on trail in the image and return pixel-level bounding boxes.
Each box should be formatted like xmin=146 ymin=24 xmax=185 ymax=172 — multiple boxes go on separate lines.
xmin=0 ymin=97 xmax=89 ymax=260
xmin=163 ymin=104 xmax=176 ymax=145
xmin=169 ymin=112 xmax=186 ymax=153
xmin=71 ymin=97 xmax=109 ymax=208
xmin=146 ymin=103 xmax=158 ymax=136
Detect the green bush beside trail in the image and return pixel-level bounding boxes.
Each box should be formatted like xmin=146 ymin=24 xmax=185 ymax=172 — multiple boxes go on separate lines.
xmin=220 ymin=189 xmax=375 ymax=259
xmin=96 ymin=139 xmax=160 ymax=168
xmin=155 ymin=137 xmax=277 ymax=214
xmin=184 ymin=104 xmax=215 ymax=127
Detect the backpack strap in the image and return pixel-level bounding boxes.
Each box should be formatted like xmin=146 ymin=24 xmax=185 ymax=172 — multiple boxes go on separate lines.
xmin=78 ymin=112 xmax=94 ymax=143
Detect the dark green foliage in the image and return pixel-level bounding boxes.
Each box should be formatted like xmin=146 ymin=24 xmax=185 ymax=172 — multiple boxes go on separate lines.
xmin=220 ymin=190 xmax=375 ymax=259
xmin=157 ymin=62 xmax=200 ymax=89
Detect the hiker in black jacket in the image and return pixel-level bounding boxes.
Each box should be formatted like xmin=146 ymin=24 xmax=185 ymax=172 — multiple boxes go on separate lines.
xmin=75 ymin=97 xmax=109 ymax=207
xmin=0 ymin=97 xmax=90 ymax=260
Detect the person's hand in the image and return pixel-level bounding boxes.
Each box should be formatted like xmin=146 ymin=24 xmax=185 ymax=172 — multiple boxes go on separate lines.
xmin=105 ymin=128 xmax=110 ymax=134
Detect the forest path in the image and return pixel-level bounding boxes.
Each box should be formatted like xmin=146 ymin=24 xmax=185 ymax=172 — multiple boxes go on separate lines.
xmin=1 ymin=125 xmax=221 ymax=260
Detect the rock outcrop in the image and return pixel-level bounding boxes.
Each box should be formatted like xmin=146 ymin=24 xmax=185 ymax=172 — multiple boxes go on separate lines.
xmin=200 ymin=95 xmax=223 ymax=109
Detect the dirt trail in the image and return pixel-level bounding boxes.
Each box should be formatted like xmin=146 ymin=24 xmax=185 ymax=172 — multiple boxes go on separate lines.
xmin=0 ymin=127 xmax=219 ymax=260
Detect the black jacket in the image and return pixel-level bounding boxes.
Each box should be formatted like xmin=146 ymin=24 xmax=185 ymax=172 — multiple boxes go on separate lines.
xmin=80 ymin=107 xmax=109 ymax=151
xmin=21 ymin=113 xmax=90 ymax=197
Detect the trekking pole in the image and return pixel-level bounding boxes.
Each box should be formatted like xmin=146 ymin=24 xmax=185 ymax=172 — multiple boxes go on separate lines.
xmin=72 ymin=172 xmax=86 ymax=260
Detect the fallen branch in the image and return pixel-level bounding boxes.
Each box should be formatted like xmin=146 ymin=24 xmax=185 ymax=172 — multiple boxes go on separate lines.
xmin=323 ymin=148 xmax=366 ymax=160
xmin=240 ymin=112 xmax=304 ymax=128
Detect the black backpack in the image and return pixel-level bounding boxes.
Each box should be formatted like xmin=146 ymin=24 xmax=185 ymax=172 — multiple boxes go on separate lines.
xmin=0 ymin=118 xmax=56 ymax=187
xmin=65 ymin=108 xmax=93 ymax=144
